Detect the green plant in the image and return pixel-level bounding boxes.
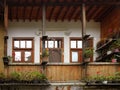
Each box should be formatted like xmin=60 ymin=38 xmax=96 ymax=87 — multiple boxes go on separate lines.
xmin=109 ymin=39 xmax=120 ymax=51
xmin=0 ymin=72 xmax=5 ymax=80
xmin=84 ymin=48 xmax=93 ymax=59
xmin=10 ymin=72 xmax=21 ymax=81
xmin=40 ymin=49 xmax=49 ymax=58
xmin=31 ymin=71 xmax=47 ymax=80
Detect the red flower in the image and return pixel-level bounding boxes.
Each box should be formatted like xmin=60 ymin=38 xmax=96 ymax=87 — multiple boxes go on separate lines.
xmin=97 ymin=71 xmax=101 ymax=75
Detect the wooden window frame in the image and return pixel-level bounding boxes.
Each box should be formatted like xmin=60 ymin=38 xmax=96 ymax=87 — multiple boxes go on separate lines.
xmin=12 ymin=37 xmax=34 ymax=63
xmin=70 ymin=37 xmax=82 ymax=63
xmin=40 ymin=37 xmax=64 ymax=63
xmin=70 ymin=37 xmax=93 ymax=63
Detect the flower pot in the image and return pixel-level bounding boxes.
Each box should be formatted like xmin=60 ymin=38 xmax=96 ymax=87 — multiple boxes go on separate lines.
xmin=84 ymin=58 xmax=90 ymax=62
xmin=112 ymin=59 xmax=117 ymax=63
xmin=3 ymin=57 xmax=9 ymax=65
xmin=41 ymin=57 xmax=49 ymax=65
xmin=107 ymin=51 xmax=112 ymax=55
xmin=102 ymin=81 xmax=108 ymax=84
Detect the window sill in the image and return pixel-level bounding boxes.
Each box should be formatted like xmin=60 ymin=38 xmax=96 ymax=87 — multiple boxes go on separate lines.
xmin=8 ymin=63 xmax=82 ymax=66
xmin=8 ymin=63 xmax=41 ymax=66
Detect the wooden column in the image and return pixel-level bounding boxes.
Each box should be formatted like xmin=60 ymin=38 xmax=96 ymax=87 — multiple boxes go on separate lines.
xmin=4 ymin=0 xmax=8 ymax=56
xmin=81 ymin=3 xmax=86 ymax=62
xmin=81 ymin=3 xmax=87 ymax=79
xmin=41 ymin=4 xmax=47 ymax=74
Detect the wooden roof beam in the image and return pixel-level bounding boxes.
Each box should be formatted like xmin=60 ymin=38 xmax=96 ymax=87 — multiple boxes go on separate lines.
xmin=35 ymin=7 xmax=41 ymax=21
xmin=7 ymin=1 xmax=120 ymax=6
xmin=29 ymin=7 xmax=33 ymax=21
xmin=89 ymin=7 xmax=103 ymax=21
xmin=48 ymin=7 xmax=55 ymax=21
xmin=55 ymin=6 xmax=63 ymax=22
xmin=68 ymin=6 xmax=77 ymax=21
xmin=99 ymin=6 xmax=115 ymax=22
xmin=61 ymin=6 xmax=70 ymax=21
xmin=87 ymin=6 xmax=97 ymax=21
xmin=23 ymin=0 xmax=27 ymax=22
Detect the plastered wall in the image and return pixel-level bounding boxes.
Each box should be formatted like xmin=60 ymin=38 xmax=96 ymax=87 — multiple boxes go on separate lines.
xmin=7 ymin=20 xmax=100 ymax=63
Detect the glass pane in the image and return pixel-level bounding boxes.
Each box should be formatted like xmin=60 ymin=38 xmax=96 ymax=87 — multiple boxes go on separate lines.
xmin=72 ymin=51 xmax=78 ymax=62
xmin=15 ymin=51 xmax=21 ymax=61
xmin=45 ymin=41 xmax=48 ymax=48
xmin=71 ymin=41 xmax=76 ymax=48
xmin=26 ymin=41 xmax=32 ymax=48
xmin=55 ymin=41 xmax=58 ymax=48
xmin=48 ymin=41 xmax=54 ymax=48
xmin=14 ymin=41 xmax=19 ymax=48
xmin=20 ymin=41 xmax=25 ymax=48
xmin=25 ymin=51 xmax=31 ymax=61
xmin=78 ymin=41 xmax=82 ymax=48
xmin=59 ymin=41 xmax=61 ymax=48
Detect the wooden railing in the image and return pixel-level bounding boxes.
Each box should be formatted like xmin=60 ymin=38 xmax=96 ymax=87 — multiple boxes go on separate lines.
xmin=3 ymin=63 xmax=120 ymax=82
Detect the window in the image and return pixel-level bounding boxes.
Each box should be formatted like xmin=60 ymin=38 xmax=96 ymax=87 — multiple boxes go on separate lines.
xmin=13 ymin=38 xmax=34 ymax=63
xmin=70 ymin=38 xmax=82 ymax=63
xmin=70 ymin=37 xmax=93 ymax=63
xmin=41 ymin=37 xmax=63 ymax=63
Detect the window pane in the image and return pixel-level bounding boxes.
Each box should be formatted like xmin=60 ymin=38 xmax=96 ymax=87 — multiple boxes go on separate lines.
xmin=26 ymin=41 xmax=32 ymax=48
xmin=48 ymin=41 xmax=54 ymax=48
xmin=14 ymin=41 xmax=19 ymax=48
xmin=45 ymin=41 xmax=48 ymax=48
xmin=78 ymin=41 xmax=82 ymax=48
xmin=25 ymin=51 xmax=31 ymax=61
xmin=71 ymin=41 xmax=76 ymax=48
xmin=59 ymin=41 xmax=61 ymax=48
xmin=20 ymin=41 xmax=25 ymax=48
xmin=72 ymin=51 xmax=78 ymax=62
xmin=55 ymin=41 xmax=58 ymax=48
xmin=15 ymin=51 xmax=21 ymax=61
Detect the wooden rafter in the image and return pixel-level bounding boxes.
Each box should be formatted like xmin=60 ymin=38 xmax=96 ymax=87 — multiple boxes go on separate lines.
xmin=16 ymin=1 xmax=19 ymax=21
xmin=5 ymin=0 xmax=120 ymax=22
xmin=87 ymin=6 xmax=97 ymax=21
xmin=90 ymin=7 xmax=103 ymax=20
xmin=7 ymin=1 xmax=120 ymax=6
xmin=74 ymin=7 xmax=81 ymax=21
xmin=35 ymin=7 xmax=40 ymax=21
xmin=29 ymin=7 xmax=33 ymax=21
xmin=68 ymin=6 xmax=77 ymax=21
xmin=99 ymin=6 xmax=115 ymax=22
xmin=55 ymin=6 xmax=63 ymax=22
xmin=23 ymin=0 xmax=27 ymax=22
xmin=48 ymin=6 xmax=55 ymax=21
xmin=61 ymin=7 xmax=68 ymax=21
xmin=61 ymin=6 xmax=71 ymax=21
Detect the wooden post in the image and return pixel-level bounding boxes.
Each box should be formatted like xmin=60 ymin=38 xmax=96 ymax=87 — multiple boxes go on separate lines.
xmin=81 ymin=3 xmax=87 ymax=79
xmin=4 ymin=0 xmax=8 ymax=56
xmin=42 ymin=4 xmax=47 ymax=74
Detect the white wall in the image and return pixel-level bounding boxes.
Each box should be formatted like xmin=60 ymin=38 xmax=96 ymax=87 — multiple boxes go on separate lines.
xmin=7 ymin=20 xmax=100 ymax=63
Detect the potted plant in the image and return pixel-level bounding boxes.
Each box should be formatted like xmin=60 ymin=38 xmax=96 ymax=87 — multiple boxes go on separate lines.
xmin=0 ymin=72 xmax=6 ymax=83
xmin=109 ymin=39 xmax=120 ymax=52
xmin=84 ymin=48 xmax=93 ymax=62
xmin=9 ymin=71 xmax=21 ymax=83
xmin=2 ymin=56 xmax=12 ymax=66
xmin=40 ymin=49 xmax=49 ymax=64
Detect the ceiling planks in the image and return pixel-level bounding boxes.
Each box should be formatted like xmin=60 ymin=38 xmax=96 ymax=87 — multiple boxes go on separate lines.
xmin=0 ymin=0 xmax=119 ymax=22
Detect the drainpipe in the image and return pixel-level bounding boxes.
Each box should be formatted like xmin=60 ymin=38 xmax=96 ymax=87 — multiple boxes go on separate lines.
xmin=81 ymin=3 xmax=87 ymax=80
